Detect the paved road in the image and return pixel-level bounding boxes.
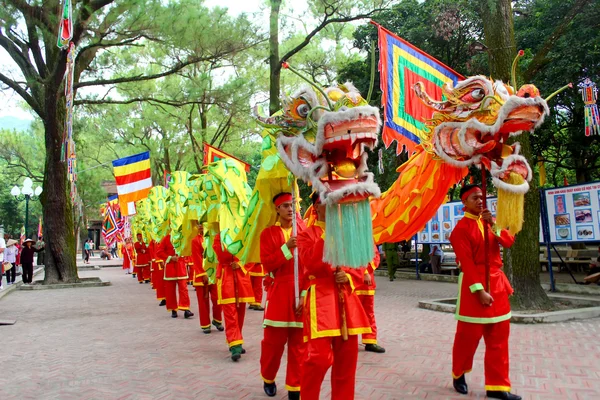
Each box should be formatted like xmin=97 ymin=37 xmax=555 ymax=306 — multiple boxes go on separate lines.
xmin=0 ymin=268 xmax=599 ymax=400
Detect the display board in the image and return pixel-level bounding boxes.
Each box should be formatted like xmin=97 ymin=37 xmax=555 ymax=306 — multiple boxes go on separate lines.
xmin=543 ymin=181 xmax=600 ymax=243
xmin=418 ymin=198 xmax=498 ymax=244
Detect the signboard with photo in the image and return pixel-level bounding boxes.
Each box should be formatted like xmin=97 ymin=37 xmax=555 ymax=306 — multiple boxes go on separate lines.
xmin=418 ymin=198 xmax=497 ymax=244
xmin=543 ymin=181 xmax=600 ymax=243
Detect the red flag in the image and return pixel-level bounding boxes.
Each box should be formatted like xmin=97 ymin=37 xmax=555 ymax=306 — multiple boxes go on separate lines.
xmin=376 ymin=23 xmax=464 ymax=154
xmin=203 ymin=143 xmax=251 ymax=172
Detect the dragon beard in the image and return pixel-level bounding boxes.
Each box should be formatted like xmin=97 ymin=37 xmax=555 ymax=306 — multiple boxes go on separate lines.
xmin=496 ymin=172 xmax=526 ymax=235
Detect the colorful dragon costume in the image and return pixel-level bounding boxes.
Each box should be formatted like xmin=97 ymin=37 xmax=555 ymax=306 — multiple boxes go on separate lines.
xmin=254 ymin=73 xmax=549 ymax=248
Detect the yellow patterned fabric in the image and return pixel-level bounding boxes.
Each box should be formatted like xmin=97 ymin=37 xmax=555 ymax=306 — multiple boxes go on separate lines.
xmin=147 ymin=186 xmax=170 ymax=243
xmin=234 ymin=128 xmax=299 ymax=264
xmin=131 ymin=198 xmax=151 ymax=244
xmin=167 ymin=171 xmax=195 ymax=256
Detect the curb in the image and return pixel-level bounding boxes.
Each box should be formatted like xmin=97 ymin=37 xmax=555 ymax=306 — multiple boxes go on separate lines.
xmin=418 ymin=294 xmax=600 ymax=324
xmin=0 ymin=267 xmax=44 ymax=301
xmin=19 ymin=277 xmax=111 ymax=290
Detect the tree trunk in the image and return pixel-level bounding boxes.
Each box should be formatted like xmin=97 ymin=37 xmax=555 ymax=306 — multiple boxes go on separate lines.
xmin=269 ymin=0 xmax=282 ymax=115
xmin=479 ymin=0 xmax=552 ymax=309
xmin=42 ymin=85 xmax=79 ymax=284
xmin=479 ymin=0 xmax=515 ymax=83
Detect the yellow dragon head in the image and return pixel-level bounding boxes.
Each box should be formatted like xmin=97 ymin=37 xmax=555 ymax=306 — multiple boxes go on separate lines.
xmin=414 ymin=75 xmax=549 ymax=194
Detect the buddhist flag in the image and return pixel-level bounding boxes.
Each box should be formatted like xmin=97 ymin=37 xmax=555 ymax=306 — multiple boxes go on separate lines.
xmin=112 ymin=152 xmax=152 ymax=216
xmin=203 ymin=143 xmax=251 ymax=172
xmin=376 ymin=23 xmax=464 ymax=154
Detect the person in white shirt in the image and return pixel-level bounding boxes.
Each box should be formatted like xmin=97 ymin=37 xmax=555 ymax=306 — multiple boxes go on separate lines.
xmin=4 ymin=239 xmax=18 ymax=285
xmin=0 ymin=233 xmax=6 ymax=290
xmin=429 ymin=244 xmax=444 ymax=274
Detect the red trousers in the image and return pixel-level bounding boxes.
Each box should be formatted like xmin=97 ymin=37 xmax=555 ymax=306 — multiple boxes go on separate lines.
xmin=221 ymin=302 xmax=246 ymax=347
xmin=358 ymin=294 xmax=377 ymax=344
xmin=452 ymin=320 xmax=511 ymax=392
xmin=195 ymin=285 xmax=222 ymax=329
xmin=301 ymin=335 xmax=358 ymax=400
xmin=250 ymin=275 xmax=263 ymax=306
xmin=153 ymin=264 xmax=165 ymax=301
xmin=260 ymin=326 xmax=304 ymax=392
xmin=164 ymin=279 xmax=191 ymax=312
xmin=136 ymin=266 xmax=150 ymax=282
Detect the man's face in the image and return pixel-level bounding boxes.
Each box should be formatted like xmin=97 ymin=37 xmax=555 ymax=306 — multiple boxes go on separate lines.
xmin=276 ymin=201 xmax=294 ymax=222
xmin=136 ymin=234 xmax=142 ymax=242
xmin=196 ymin=223 xmax=204 ymax=237
xmin=463 ymin=188 xmax=484 ymax=215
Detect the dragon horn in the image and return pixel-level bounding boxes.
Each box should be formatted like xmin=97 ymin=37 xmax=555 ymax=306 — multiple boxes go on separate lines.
xmin=413 ymin=82 xmax=454 ymax=111
xmin=511 ymin=50 xmax=525 ymax=91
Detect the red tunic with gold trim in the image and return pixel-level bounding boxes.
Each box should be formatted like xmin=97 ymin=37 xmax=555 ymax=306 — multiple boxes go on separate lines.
xmin=156 ymin=235 xmax=188 ymax=281
xmin=260 ymin=224 xmax=303 ymax=328
xmin=191 ymin=235 xmax=207 ymax=286
xmin=450 ymin=212 xmax=515 ymax=393
xmin=134 ymin=241 xmax=151 ymax=267
xmin=213 ymin=233 xmax=254 ymax=305
xmin=355 ymin=248 xmax=380 ymax=345
xmin=450 ymin=212 xmax=514 ymax=323
xmin=297 ymin=222 xmax=371 ymax=340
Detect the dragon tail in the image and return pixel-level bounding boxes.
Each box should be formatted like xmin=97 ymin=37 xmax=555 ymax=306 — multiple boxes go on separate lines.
xmin=371 ymin=147 xmax=468 ymax=244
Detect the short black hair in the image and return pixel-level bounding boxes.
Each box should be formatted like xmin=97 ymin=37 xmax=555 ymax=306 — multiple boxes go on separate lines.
xmin=272 ymin=192 xmax=292 ymax=204
xmin=459 ymin=184 xmax=481 ymax=199
xmin=311 ymin=191 xmax=321 ymax=206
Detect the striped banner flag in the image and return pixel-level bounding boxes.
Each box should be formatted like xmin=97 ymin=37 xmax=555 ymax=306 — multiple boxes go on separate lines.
xmin=102 ymin=195 xmax=119 ymax=245
xmin=112 ymin=152 xmax=152 ymax=216
xmin=203 ymin=143 xmax=251 ymax=172
xmin=376 ymin=23 xmax=464 ymax=154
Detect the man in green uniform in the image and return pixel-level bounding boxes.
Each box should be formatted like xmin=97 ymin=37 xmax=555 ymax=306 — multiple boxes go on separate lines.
xmin=382 ymin=242 xmax=399 ymax=281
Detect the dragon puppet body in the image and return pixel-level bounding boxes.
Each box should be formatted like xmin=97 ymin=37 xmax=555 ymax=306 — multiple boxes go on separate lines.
xmin=254 ymin=74 xmax=549 ymax=251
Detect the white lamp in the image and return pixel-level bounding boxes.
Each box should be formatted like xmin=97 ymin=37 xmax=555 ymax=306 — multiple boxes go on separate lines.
xmin=23 ymin=177 xmax=33 ymax=188
xmin=22 ymin=186 xmax=34 ymax=196
xmin=34 ymin=186 xmax=43 ymax=196
xmin=11 ymin=186 xmax=20 ymax=197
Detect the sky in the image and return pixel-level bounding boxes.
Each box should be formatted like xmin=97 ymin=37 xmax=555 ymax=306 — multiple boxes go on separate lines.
xmin=0 ymin=0 xmax=321 ymax=121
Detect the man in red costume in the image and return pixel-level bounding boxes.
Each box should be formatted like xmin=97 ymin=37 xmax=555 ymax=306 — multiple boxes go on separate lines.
xmin=259 ymin=192 xmax=304 ymax=400
xmin=297 ymin=193 xmax=372 ymax=400
xmin=213 ymin=225 xmax=254 ymax=361
xmin=150 ymin=239 xmax=166 ymax=306
xmin=248 ymin=263 xmax=265 ymax=311
xmin=450 ymin=185 xmax=521 ymax=400
xmin=191 ymin=222 xmax=223 ymax=334
xmin=156 ymin=233 xmax=194 ymax=319
xmin=355 ymin=249 xmax=386 ymax=353
xmin=134 ymin=233 xmax=151 ymax=284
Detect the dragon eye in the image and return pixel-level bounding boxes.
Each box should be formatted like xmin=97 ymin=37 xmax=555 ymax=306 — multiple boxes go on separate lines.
xmin=296 ymin=103 xmax=310 ymax=118
xmin=461 ymin=87 xmax=486 ymax=103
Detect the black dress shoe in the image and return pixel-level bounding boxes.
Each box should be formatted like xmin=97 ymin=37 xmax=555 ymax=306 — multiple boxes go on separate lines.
xmin=184 ymin=310 xmax=194 ymax=319
xmin=486 ymin=391 xmax=521 ymax=400
xmin=365 ymin=344 xmax=386 ymax=353
xmin=171 ymin=310 xmax=178 ymax=318
xmin=241 ymin=347 xmax=246 ymax=354
xmin=263 ymin=382 xmax=277 ymax=397
xmin=453 ymin=374 xmax=468 ymax=395
xmin=159 ymin=299 xmax=166 ymax=306
xmin=288 ymin=391 xmax=300 ymax=400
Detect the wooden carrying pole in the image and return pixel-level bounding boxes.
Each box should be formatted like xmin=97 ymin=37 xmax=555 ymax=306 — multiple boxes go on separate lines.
xmin=481 ymin=167 xmax=491 ymax=292
xmin=292 ymin=187 xmax=300 ymax=309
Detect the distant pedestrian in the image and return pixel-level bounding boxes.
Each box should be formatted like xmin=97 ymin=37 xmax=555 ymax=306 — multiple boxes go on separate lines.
xmin=36 ymin=236 xmax=45 ymax=265
xmin=20 ymin=239 xmax=41 ymax=285
xmin=110 ymin=243 xmax=118 ymax=259
xmin=89 ymin=239 xmax=95 ymax=257
xmin=430 ymin=244 xmax=444 ymax=274
xmin=0 ymin=234 xmax=7 ymax=289
xmin=4 ymin=239 xmax=19 ymax=285
xmin=84 ymin=240 xmax=91 ymax=264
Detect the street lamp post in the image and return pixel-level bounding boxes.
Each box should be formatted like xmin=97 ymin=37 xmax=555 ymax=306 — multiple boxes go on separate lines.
xmin=11 ymin=177 xmax=43 ymax=239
